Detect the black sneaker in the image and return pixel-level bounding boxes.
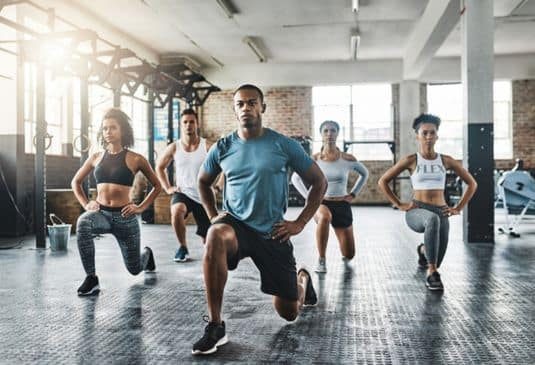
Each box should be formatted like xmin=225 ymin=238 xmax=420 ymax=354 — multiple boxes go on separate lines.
xmin=77 ymin=275 xmax=100 ymax=296
xmin=192 ymin=318 xmax=228 ymax=355
xmin=426 ymin=271 xmax=444 ymax=291
xmin=417 ymin=243 xmax=428 ymax=269
xmin=144 ymin=247 xmax=156 ymax=272
xmin=298 ymin=267 xmax=318 ymax=306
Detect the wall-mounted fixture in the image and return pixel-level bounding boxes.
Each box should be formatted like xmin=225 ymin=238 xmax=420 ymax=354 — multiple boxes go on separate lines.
xmin=242 ymin=36 xmax=266 ymax=63
xmin=352 ymin=0 xmax=359 ymax=13
xmin=216 ymin=0 xmax=238 ymax=18
xmin=350 ymin=32 xmax=360 ymax=60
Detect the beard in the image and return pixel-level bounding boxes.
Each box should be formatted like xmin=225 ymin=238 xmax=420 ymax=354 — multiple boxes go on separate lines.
xmin=240 ymin=115 xmax=260 ymax=129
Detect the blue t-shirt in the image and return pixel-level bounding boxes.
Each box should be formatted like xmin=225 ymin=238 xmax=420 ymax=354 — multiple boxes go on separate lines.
xmin=202 ymin=128 xmax=313 ymax=235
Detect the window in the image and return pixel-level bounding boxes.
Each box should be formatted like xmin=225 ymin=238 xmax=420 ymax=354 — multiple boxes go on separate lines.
xmin=312 ymin=84 xmax=393 ymax=160
xmin=121 ymin=91 xmax=149 ymax=156
xmin=24 ymin=66 xmax=70 ymax=155
xmin=427 ymin=81 xmax=513 ymax=160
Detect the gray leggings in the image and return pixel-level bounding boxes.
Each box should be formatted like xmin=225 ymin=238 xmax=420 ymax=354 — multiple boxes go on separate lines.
xmin=76 ymin=209 xmax=149 ymax=276
xmin=405 ymin=200 xmax=449 ymax=267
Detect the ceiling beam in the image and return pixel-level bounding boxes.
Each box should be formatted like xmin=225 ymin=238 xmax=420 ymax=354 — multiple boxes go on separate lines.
xmin=494 ymin=0 xmax=528 ymax=17
xmin=403 ymin=0 xmax=460 ymax=80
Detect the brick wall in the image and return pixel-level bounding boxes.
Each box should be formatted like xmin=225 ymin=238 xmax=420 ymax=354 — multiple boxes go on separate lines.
xmin=200 ymin=87 xmax=312 ymax=142
xmin=510 ymin=80 xmax=535 ymax=169
xmin=23 ymin=154 xmax=80 ymax=189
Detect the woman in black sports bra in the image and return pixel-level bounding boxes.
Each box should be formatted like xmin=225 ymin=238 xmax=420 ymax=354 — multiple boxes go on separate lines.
xmin=71 ymin=108 xmax=162 ymax=296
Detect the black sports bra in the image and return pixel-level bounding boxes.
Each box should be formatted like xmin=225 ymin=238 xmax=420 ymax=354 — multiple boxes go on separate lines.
xmin=94 ymin=150 xmax=135 ymax=187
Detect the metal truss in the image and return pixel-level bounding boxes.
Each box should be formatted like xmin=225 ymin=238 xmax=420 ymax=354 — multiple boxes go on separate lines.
xmin=0 ymin=0 xmax=220 ymax=107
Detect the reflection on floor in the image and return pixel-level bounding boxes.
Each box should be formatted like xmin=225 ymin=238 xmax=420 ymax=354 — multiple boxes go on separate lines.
xmin=0 ymin=207 xmax=534 ymax=363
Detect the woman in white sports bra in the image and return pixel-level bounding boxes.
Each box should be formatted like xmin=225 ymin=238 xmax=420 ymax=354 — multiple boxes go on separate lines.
xmin=378 ymin=114 xmax=477 ymax=291
xmin=292 ymin=120 xmax=369 ymax=274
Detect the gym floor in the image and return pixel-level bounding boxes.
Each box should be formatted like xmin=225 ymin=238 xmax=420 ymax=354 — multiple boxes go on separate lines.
xmin=0 ymin=207 xmax=533 ymax=364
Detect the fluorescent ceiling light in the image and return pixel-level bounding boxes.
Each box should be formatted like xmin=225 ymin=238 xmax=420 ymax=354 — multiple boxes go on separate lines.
xmin=216 ymin=0 xmax=237 ymax=18
xmin=352 ymin=0 xmax=359 ymax=13
xmin=242 ymin=36 xmax=266 ymax=63
xmin=350 ymin=33 xmax=360 ymax=60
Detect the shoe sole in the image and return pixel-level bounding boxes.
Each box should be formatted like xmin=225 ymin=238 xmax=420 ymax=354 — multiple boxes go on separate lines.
xmin=191 ymin=335 xmax=229 ymax=355
xmin=314 ymin=268 xmax=327 ymax=273
xmin=425 ymin=283 xmax=444 ymax=291
xmin=77 ymin=285 xmax=100 ymax=296
xmin=173 ymin=256 xmax=190 ymax=263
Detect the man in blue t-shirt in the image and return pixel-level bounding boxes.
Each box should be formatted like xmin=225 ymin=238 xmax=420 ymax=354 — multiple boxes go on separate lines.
xmin=192 ymin=84 xmax=327 ymax=355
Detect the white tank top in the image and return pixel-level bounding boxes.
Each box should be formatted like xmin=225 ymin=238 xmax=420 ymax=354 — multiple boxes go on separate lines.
xmin=174 ymin=138 xmax=207 ymax=203
xmin=410 ymin=152 xmax=446 ymax=190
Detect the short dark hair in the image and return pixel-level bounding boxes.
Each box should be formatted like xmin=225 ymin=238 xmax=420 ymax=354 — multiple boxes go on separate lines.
xmin=233 ymin=84 xmax=264 ymax=103
xmin=98 ymin=108 xmax=134 ymax=149
xmin=412 ymin=113 xmax=441 ymax=132
xmin=180 ymin=108 xmax=198 ymax=119
xmin=319 ymin=120 xmax=340 ymax=133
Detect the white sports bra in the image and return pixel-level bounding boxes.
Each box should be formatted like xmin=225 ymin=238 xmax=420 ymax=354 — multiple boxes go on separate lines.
xmin=410 ymin=153 xmax=446 ymax=190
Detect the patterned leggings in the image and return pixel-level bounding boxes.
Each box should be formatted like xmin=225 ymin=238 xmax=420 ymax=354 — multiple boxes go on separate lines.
xmin=76 ymin=209 xmax=149 ymax=275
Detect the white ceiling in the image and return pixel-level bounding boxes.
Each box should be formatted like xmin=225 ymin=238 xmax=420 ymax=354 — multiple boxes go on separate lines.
xmin=46 ymin=0 xmax=535 ymax=86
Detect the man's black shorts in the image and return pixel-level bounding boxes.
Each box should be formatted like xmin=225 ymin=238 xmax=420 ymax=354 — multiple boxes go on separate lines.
xmin=171 ymin=192 xmax=210 ymax=238
xmin=212 ymin=214 xmax=298 ymax=301
xmin=322 ymin=200 xmax=353 ymax=228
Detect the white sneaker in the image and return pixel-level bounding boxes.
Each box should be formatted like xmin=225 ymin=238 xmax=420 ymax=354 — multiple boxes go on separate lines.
xmin=342 ymin=257 xmax=352 ymax=269
xmin=315 ymin=258 xmax=327 ymax=273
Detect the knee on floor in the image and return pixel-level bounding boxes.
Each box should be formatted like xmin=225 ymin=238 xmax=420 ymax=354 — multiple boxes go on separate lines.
xmin=278 ymin=310 xmax=298 ymax=322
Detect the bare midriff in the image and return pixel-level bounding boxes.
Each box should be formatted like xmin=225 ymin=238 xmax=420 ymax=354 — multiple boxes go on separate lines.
xmin=413 ymin=189 xmax=447 ymax=206
xmin=96 ymin=184 xmax=132 ymax=207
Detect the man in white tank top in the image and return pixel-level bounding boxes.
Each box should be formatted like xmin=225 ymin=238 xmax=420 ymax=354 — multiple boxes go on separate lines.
xmin=156 ymin=109 xmax=214 ymax=262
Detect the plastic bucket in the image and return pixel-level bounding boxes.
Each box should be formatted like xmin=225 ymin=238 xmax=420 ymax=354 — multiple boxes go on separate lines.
xmin=47 ymin=214 xmax=71 ymax=251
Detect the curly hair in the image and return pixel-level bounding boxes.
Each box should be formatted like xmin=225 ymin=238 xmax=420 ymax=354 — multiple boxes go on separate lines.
xmin=412 ymin=113 xmax=441 ymax=132
xmin=98 ymin=108 xmax=134 ymax=149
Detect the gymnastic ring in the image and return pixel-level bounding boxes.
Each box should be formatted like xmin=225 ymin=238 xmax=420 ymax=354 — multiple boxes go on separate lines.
xmin=32 ymin=132 xmax=53 ymax=151
xmin=73 ymin=134 xmax=91 ymax=153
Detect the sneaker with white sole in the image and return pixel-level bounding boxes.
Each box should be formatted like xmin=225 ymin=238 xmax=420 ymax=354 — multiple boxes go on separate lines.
xmin=77 ymin=275 xmax=100 ymax=296
xmin=192 ymin=317 xmax=228 ymax=355
xmin=426 ymin=271 xmax=444 ymax=291
xmin=174 ymin=246 xmax=189 ymax=262
xmin=314 ymin=258 xmax=327 ymax=273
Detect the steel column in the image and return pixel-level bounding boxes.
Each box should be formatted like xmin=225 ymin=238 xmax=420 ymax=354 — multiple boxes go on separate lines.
xmin=167 ymin=96 xmax=174 ymax=184
xmin=80 ymin=76 xmax=90 ymax=197
xmin=34 ymin=63 xmax=46 ymax=248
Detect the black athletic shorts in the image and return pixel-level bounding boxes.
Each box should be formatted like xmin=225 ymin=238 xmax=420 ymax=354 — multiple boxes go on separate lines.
xmin=322 ymin=200 xmax=353 ymax=228
xmin=212 ymin=214 xmax=298 ymax=301
xmin=171 ymin=192 xmax=210 ymax=238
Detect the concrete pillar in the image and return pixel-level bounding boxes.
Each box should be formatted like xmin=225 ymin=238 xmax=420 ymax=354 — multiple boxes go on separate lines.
xmin=461 ymin=0 xmax=494 ymax=243
xmin=399 ymin=80 xmax=421 ymax=202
